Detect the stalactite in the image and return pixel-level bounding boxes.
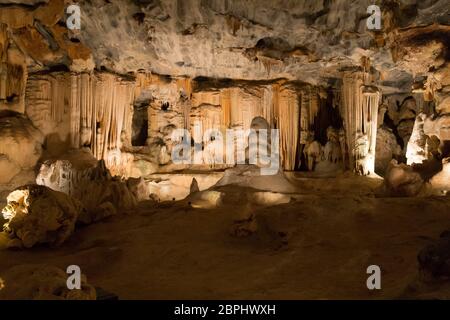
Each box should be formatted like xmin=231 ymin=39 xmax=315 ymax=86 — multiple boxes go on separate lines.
xmin=0 ymin=23 xmax=7 ymax=62
xmin=0 ymin=23 xmax=27 ymax=113
xmin=341 ymin=71 xmax=380 ymax=175
xmin=26 ymin=73 xmax=69 ymax=137
xmin=261 ymin=87 xmax=272 ymax=126
xmin=26 ymin=72 xmax=135 ymax=164
xmin=277 ymin=87 xmax=299 ymax=171
xmin=225 ymin=15 xmax=243 ymax=36
xmin=272 ymin=83 xmax=280 ymax=129
xmin=309 ymin=87 xmax=320 ymax=126
xmin=299 ymin=89 xmax=310 ymax=144
xmin=0 ymin=24 xmax=8 ymax=101
xmin=424 ymin=75 xmax=440 ymax=102
xmin=332 ymin=89 xmax=341 ymax=109
xmin=219 ymin=88 xmax=231 ymax=128
xmin=177 ymin=77 xmax=192 ymax=130
xmin=176 ymin=77 xmax=192 ymax=97
xmin=297 ymin=86 xmax=320 ymax=145
xmin=229 ymin=87 xmax=241 ymax=129
xmin=70 ymin=74 xmax=80 ymax=148
xmin=258 ymin=56 xmax=282 ymax=76
xmin=413 ymin=92 xmax=424 ymax=113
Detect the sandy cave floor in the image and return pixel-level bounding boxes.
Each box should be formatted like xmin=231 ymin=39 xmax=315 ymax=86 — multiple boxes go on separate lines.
xmin=1 ymin=174 xmax=450 ymax=300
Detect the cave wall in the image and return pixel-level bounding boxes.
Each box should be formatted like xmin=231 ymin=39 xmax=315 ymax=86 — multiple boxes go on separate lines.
xmin=25 ymin=72 xmax=135 ymax=168
xmin=0 ymin=0 xmax=448 ymax=191
xmin=24 ymin=70 xmax=332 ymax=173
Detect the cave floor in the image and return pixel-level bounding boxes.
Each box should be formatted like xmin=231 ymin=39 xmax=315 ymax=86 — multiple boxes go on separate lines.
xmin=1 ymin=174 xmax=450 ymax=299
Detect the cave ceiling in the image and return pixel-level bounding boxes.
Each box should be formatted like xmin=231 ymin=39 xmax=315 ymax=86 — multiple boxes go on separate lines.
xmin=1 ymin=0 xmax=449 ymax=94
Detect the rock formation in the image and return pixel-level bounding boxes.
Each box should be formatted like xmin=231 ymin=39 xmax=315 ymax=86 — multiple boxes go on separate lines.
xmin=0 ymin=264 xmax=96 ymax=300
xmin=0 ymin=0 xmax=448 ymax=301
xmin=36 ymin=157 xmax=137 ymax=224
xmin=1 ymin=184 xmax=83 ymax=248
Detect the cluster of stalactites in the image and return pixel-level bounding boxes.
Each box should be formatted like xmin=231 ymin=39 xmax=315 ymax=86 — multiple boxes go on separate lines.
xmin=299 ymin=86 xmax=320 ymax=145
xmin=188 ymin=83 xmax=323 ymax=171
xmin=26 ymin=72 xmax=135 ymax=163
xmin=71 ymin=73 xmax=135 ymax=161
xmin=0 ymin=23 xmax=27 ymax=113
xmin=340 ymin=71 xmax=380 ymax=175
xmin=277 ymin=86 xmax=300 ymax=171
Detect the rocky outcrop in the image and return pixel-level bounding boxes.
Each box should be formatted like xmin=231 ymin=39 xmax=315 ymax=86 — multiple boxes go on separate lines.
xmin=1 ymin=184 xmax=83 ymax=248
xmin=375 ymin=126 xmax=402 ymax=175
xmin=0 ymin=112 xmax=43 ymax=184
xmin=0 ymin=264 xmax=96 ymax=300
xmin=36 ymin=158 xmax=137 ymax=224
xmin=378 ymin=160 xmax=426 ymax=197
xmin=0 ymin=0 xmax=447 ymax=190
xmin=429 ymin=159 xmax=450 ymax=194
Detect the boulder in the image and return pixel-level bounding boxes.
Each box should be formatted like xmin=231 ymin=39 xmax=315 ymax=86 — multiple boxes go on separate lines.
xmin=429 ymin=159 xmax=450 ymax=194
xmin=379 ymin=160 xmax=426 ymax=197
xmin=1 ymin=185 xmax=84 ymax=248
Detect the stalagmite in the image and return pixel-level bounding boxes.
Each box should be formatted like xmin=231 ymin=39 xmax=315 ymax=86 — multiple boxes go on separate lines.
xmin=406 ymin=113 xmax=428 ymax=165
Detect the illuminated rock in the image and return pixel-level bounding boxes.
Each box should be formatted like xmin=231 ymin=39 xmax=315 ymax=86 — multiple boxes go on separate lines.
xmin=1 ymin=185 xmax=83 ymax=248
xmin=429 ymin=159 xmax=450 ymax=194
xmin=36 ymin=158 xmax=137 ymax=224
xmin=379 ymin=160 xmax=426 ymax=197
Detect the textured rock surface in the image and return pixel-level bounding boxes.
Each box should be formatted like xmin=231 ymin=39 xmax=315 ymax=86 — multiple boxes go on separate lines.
xmin=418 ymin=232 xmax=450 ymax=280
xmin=429 ymin=159 xmax=450 ymax=193
xmin=0 ymin=112 xmax=43 ymax=183
xmin=36 ymin=158 xmax=137 ymax=224
xmin=1 ymin=185 xmax=83 ymax=248
xmin=77 ymin=0 xmax=449 ymax=89
xmin=376 ymin=126 xmax=402 ymax=175
xmin=379 ymin=160 xmax=426 ymax=197
xmin=0 ymin=264 xmax=96 ymax=300
xmin=0 ymin=0 xmax=447 ymax=179
xmin=0 ymin=0 xmax=446 ymax=90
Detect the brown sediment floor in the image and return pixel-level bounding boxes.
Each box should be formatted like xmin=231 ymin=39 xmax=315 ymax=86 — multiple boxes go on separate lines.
xmin=1 ymin=174 xmax=450 ymax=299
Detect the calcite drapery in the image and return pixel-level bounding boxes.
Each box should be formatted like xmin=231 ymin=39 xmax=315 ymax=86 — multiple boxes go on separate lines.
xmin=341 ymin=71 xmax=380 ymax=175
xmin=276 ymin=85 xmax=300 ymax=171
xmin=189 ymin=81 xmax=323 ymax=171
xmin=0 ymin=23 xmax=27 ymax=113
xmin=26 ymin=72 xmax=135 ymax=166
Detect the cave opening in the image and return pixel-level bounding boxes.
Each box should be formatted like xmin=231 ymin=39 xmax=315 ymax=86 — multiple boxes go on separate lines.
xmin=131 ymin=104 xmax=148 ymax=146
